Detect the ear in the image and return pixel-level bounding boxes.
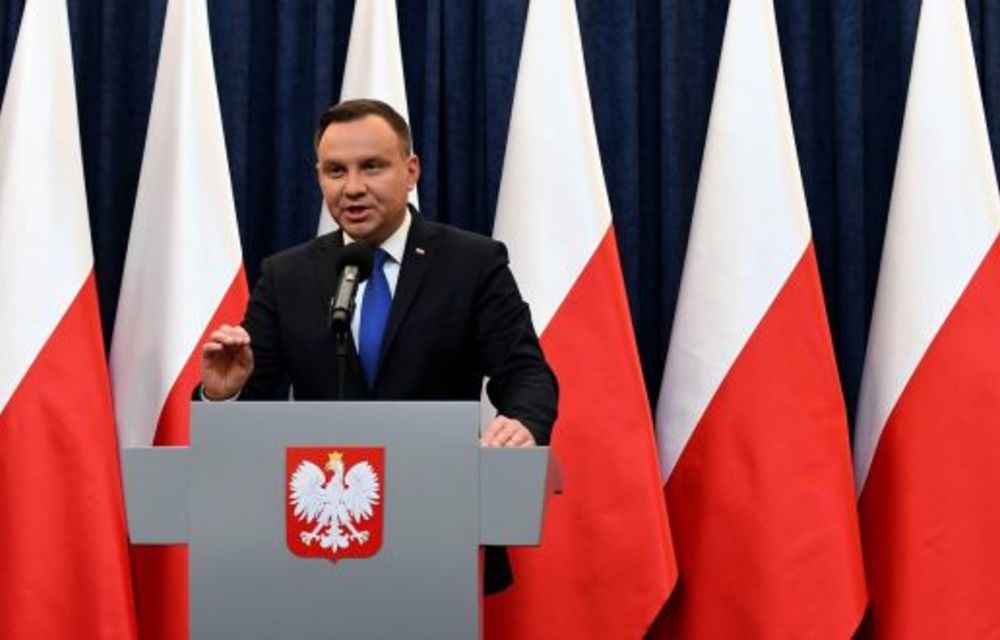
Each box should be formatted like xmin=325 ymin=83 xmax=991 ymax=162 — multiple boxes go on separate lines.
xmin=406 ymin=154 xmax=421 ymax=190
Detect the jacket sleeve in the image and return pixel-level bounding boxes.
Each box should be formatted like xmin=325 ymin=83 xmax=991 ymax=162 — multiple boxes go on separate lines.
xmin=474 ymin=241 xmax=559 ymax=444
xmin=239 ymin=256 xmax=292 ymax=400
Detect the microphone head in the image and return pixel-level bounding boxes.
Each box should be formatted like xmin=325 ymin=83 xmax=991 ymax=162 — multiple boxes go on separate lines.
xmin=335 ymin=242 xmax=375 ymax=282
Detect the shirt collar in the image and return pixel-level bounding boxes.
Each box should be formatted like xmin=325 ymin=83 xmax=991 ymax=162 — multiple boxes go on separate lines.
xmin=341 ymin=209 xmax=411 ymax=265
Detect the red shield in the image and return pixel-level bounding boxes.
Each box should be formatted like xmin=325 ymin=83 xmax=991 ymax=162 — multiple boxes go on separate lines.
xmin=286 ymin=446 xmax=385 ymax=560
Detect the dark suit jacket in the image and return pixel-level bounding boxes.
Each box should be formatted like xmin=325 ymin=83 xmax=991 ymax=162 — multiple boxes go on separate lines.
xmin=239 ymin=211 xmax=558 ymax=592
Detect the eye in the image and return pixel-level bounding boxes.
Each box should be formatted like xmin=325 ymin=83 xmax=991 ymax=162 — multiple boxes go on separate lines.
xmin=325 ymin=165 xmax=345 ymax=178
xmin=362 ymin=160 xmax=384 ymax=174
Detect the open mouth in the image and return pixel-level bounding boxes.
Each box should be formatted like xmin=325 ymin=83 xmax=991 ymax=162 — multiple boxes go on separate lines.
xmin=341 ymin=205 xmax=372 ymax=220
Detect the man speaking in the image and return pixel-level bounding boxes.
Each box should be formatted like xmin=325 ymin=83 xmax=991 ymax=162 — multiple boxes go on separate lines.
xmin=199 ymin=99 xmax=558 ymax=591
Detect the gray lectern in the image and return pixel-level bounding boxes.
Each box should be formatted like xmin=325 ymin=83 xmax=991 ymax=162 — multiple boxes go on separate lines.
xmin=121 ymin=401 xmax=556 ymax=639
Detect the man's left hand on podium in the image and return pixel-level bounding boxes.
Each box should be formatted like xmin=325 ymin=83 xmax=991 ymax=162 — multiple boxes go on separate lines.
xmin=481 ymin=416 xmax=536 ymax=448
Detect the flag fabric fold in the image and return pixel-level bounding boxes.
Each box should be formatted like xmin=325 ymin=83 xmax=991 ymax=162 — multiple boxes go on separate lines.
xmin=318 ymin=0 xmax=416 ymax=235
xmin=483 ymin=0 xmax=677 ymax=637
xmin=853 ymin=1 xmax=1000 ymax=637
xmin=653 ymin=0 xmax=866 ymax=636
xmin=0 ymin=0 xmax=137 ymax=637
xmin=108 ymin=0 xmax=248 ymax=638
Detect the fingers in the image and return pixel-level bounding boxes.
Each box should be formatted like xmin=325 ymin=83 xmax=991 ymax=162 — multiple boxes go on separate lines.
xmin=203 ymin=324 xmax=251 ymax=353
xmin=481 ymin=416 xmax=536 ymax=448
xmin=200 ymin=324 xmax=254 ymax=400
xmin=202 ymin=325 xmax=251 ymax=361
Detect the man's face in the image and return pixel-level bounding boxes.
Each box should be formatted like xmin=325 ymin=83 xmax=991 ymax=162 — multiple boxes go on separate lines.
xmin=316 ymin=115 xmax=419 ymax=246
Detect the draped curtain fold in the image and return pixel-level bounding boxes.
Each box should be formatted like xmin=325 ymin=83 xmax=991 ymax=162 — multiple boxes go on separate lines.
xmin=2 ymin=0 xmax=999 ymax=428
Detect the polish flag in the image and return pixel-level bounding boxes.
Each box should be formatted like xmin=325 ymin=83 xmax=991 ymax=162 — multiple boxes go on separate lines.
xmin=0 ymin=0 xmax=137 ymax=637
xmin=483 ymin=0 xmax=677 ymax=637
xmin=853 ymin=1 xmax=1000 ymax=636
xmin=653 ymin=0 xmax=866 ymax=636
xmin=108 ymin=0 xmax=248 ymax=638
xmin=318 ymin=0 xmax=416 ymax=235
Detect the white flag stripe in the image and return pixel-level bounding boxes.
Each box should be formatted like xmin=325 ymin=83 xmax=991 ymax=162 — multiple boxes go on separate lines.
xmin=655 ymin=0 xmax=811 ymax=478
xmin=319 ymin=0 xmax=415 ymax=235
xmin=110 ymin=0 xmax=243 ymax=447
xmin=340 ymin=0 xmax=410 ymax=109
xmin=853 ymin=0 xmax=1000 ymax=490
xmin=492 ymin=0 xmax=610 ymax=334
xmin=0 ymin=0 xmax=92 ymax=413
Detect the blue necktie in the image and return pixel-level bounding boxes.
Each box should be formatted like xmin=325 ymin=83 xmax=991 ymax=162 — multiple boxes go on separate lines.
xmin=358 ymin=248 xmax=391 ymax=389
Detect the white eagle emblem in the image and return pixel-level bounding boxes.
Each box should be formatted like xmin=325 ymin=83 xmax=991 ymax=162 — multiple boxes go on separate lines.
xmin=289 ymin=451 xmax=381 ymax=553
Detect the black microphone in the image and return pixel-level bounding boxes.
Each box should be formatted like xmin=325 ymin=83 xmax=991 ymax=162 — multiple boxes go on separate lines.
xmin=329 ymin=243 xmax=375 ymax=334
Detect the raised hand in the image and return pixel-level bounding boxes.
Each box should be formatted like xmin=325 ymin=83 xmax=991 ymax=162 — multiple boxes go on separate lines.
xmin=200 ymin=324 xmax=254 ymax=400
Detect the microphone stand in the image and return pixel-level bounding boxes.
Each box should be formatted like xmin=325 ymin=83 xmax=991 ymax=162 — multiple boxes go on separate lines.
xmin=330 ymin=283 xmax=357 ymax=400
xmin=334 ymin=328 xmax=350 ymax=400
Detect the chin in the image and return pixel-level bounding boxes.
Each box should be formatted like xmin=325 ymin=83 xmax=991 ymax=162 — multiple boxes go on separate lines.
xmin=344 ymin=226 xmax=377 ymax=244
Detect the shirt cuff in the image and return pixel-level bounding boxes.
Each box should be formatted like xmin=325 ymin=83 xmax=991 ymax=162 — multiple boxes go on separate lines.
xmin=200 ymin=386 xmax=240 ymax=402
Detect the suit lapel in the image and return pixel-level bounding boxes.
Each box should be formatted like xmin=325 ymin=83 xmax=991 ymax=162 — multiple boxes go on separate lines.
xmin=314 ymin=230 xmax=344 ymax=310
xmin=379 ymin=213 xmax=437 ymax=371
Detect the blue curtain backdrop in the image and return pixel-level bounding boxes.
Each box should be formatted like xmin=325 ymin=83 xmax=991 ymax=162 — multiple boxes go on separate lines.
xmin=2 ymin=0 xmax=998 ymax=429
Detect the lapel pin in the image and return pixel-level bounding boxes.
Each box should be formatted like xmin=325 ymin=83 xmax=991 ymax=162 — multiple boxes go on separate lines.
xmin=415 ymin=247 xmax=426 ymax=256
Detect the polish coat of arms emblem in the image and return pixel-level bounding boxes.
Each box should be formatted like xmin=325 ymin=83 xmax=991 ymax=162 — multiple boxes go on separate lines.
xmin=286 ymin=447 xmax=384 ymax=560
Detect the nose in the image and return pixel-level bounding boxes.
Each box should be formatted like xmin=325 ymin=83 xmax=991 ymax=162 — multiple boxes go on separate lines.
xmin=344 ymin=170 xmax=367 ymax=197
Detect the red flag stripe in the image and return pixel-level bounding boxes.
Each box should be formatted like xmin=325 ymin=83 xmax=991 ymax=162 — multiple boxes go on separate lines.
xmin=0 ymin=275 xmax=137 ymax=639
xmin=658 ymin=245 xmax=866 ymax=638
xmin=485 ymin=229 xmax=676 ymax=638
xmin=858 ymin=237 xmax=1000 ymax=639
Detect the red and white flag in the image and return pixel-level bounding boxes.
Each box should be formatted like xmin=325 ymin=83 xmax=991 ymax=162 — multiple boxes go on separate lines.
xmin=653 ymin=0 xmax=866 ymax=636
xmin=483 ymin=0 xmax=676 ymax=637
xmin=853 ymin=1 xmax=1000 ymax=636
xmin=0 ymin=0 xmax=137 ymax=637
xmin=318 ymin=0 xmax=416 ymax=235
xmin=108 ymin=0 xmax=247 ymax=637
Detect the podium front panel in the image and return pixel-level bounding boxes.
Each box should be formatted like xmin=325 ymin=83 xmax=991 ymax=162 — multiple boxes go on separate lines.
xmin=188 ymin=401 xmax=480 ymax=639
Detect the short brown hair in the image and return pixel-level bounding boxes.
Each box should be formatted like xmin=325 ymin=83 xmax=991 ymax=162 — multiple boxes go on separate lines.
xmin=314 ymin=99 xmax=413 ymax=155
